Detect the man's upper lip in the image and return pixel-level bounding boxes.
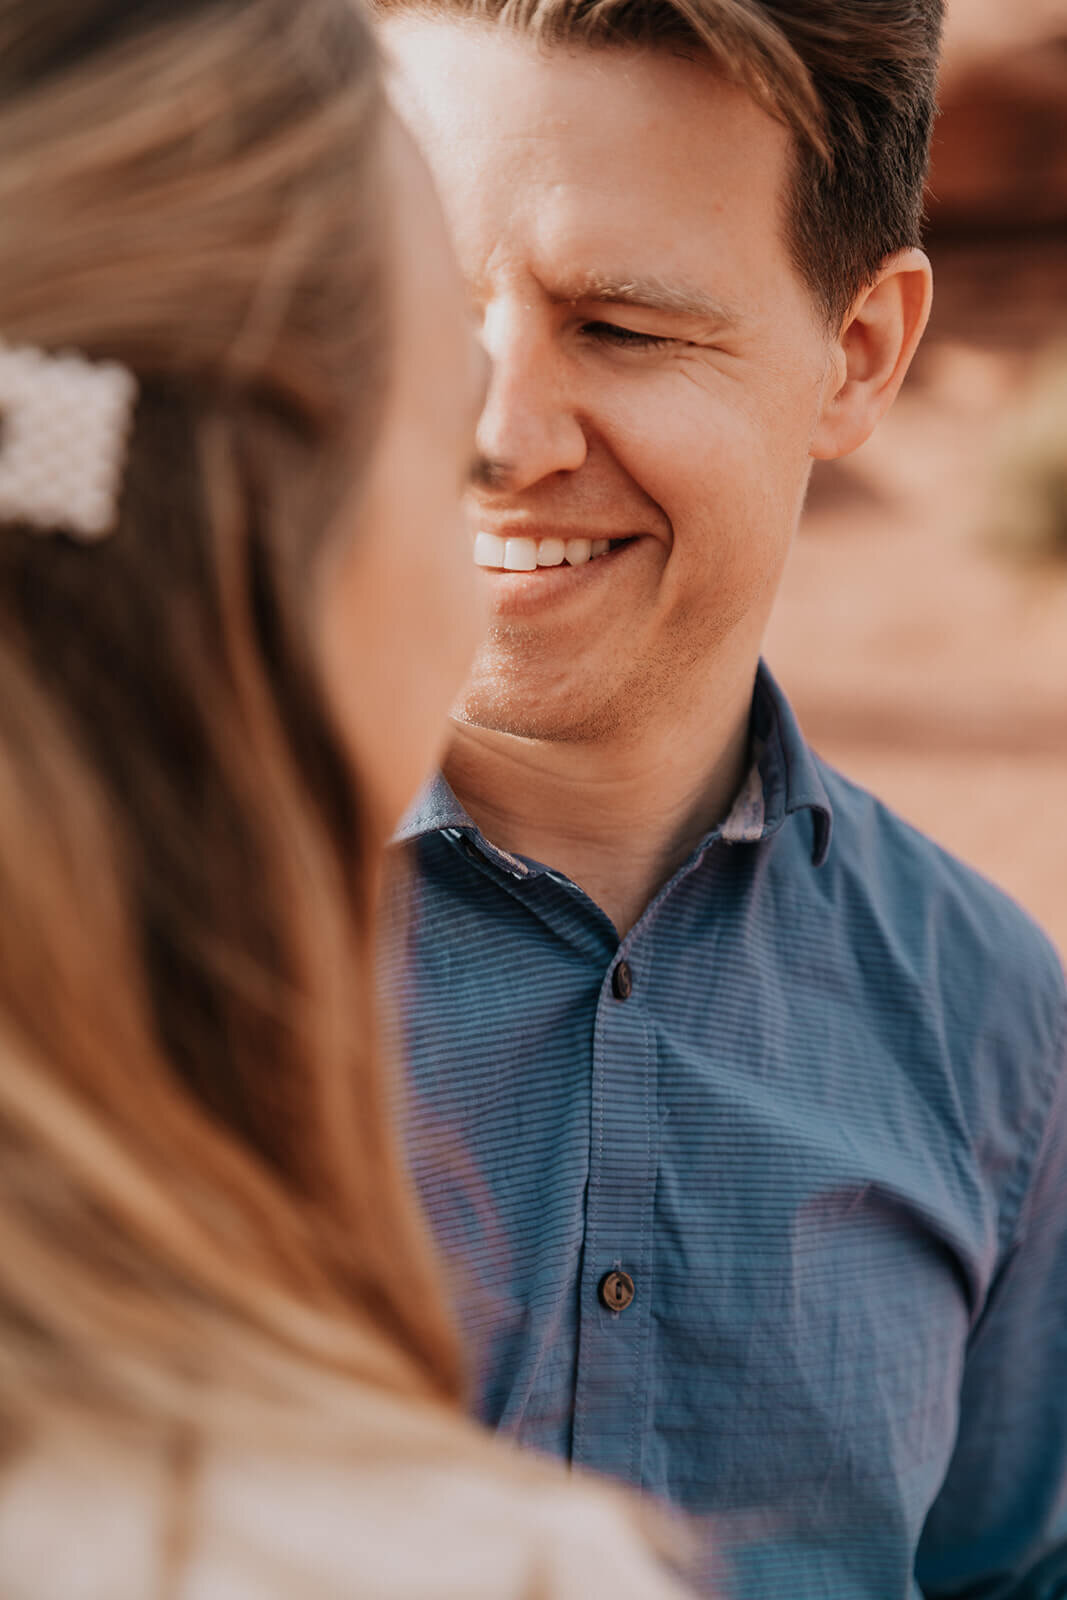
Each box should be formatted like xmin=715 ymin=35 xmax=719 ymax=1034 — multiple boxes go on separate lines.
xmin=471 ymin=524 xmax=639 ymax=542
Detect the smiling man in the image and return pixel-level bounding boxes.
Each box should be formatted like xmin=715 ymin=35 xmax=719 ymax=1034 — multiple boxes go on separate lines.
xmin=378 ymin=3 xmax=1067 ymax=1596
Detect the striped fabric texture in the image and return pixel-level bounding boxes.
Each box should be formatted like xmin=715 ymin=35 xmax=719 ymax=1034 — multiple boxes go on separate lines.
xmin=387 ymin=664 xmax=1067 ymax=1600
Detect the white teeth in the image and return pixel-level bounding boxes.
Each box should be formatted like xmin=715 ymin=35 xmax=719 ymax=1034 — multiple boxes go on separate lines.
xmin=473 ymin=533 xmax=615 ymax=569
xmin=473 ymin=532 xmax=506 ymax=568
xmin=503 ymin=537 xmax=538 ymax=572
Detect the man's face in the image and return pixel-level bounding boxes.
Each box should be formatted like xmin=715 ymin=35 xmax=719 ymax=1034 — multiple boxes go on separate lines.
xmin=387 ymin=21 xmax=837 ymax=743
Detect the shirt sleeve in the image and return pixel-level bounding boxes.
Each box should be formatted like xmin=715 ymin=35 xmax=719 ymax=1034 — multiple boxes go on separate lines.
xmin=916 ymin=998 xmax=1067 ymax=1599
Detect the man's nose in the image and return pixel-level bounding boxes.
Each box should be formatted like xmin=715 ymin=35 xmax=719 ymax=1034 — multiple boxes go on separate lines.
xmin=475 ymin=301 xmax=587 ymax=493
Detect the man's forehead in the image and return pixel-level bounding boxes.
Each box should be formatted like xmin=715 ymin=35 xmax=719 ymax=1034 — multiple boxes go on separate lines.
xmin=384 ymin=15 xmax=774 ymax=149
xmin=386 ymin=14 xmax=799 ymax=318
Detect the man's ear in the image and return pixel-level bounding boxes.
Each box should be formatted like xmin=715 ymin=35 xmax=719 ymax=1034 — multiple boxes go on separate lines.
xmin=810 ymin=248 xmax=933 ymax=461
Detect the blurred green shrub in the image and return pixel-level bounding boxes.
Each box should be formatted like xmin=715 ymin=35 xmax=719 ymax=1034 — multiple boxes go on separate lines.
xmin=988 ymin=344 xmax=1067 ymax=565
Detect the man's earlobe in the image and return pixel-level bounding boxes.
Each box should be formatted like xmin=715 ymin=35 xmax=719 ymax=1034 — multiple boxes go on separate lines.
xmin=810 ymin=248 xmax=933 ymax=462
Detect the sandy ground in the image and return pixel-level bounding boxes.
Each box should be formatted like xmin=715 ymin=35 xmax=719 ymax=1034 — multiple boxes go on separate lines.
xmin=766 ymin=327 xmax=1067 ymax=957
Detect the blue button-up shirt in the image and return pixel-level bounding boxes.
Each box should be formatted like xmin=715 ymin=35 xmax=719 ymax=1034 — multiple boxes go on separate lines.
xmin=387 ymin=664 xmax=1067 ymax=1600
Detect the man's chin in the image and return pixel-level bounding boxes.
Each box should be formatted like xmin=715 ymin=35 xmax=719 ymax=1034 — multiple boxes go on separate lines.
xmin=450 ymin=684 xmax=624 ymax=746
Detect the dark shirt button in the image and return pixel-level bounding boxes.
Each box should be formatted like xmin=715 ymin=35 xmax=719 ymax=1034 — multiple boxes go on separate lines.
xmin=599 ymin=1270 xmax=635 ymax=1312
xmin=611 ymin=960 xmax=633 ymax=1000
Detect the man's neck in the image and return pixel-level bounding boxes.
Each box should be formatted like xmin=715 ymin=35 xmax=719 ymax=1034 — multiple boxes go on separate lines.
xmin=443 ymin=667 xmax=757 ymax=938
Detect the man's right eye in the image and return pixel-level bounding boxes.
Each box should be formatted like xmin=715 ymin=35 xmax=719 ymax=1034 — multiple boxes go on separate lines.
xmin=580 ymin=321 xmax=676 ymax=349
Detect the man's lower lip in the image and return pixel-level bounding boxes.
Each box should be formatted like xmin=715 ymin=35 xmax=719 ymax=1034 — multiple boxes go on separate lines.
xmin=478 ymin=537 xmax=641 ymax=612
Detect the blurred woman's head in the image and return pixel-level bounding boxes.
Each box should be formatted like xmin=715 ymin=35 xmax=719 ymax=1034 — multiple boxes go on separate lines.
xmin=0 ymin=0 xmax=485 ymax=1443
xmin=319 ymin=114 xmax=489 ymax=827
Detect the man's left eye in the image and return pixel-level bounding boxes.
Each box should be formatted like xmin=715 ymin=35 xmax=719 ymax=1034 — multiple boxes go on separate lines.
xmin=580 ymin=322 xmax=675 ymax=349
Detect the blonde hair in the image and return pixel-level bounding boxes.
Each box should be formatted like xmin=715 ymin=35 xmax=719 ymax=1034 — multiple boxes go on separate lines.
xmin=0 ymin=0 xmax=464 ymax=1456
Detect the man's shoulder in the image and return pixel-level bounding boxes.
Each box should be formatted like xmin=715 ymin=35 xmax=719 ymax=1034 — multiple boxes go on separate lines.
xmin=811 ymin=753 xmax=1065 ymax=1019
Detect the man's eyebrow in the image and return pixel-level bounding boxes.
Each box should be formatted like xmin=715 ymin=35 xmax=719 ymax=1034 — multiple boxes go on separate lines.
xmin=551 ymin=272 xmax=743 ymax=327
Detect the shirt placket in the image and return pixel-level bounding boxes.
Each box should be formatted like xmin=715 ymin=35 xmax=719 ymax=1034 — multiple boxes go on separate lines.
xmin=572 ymin=944 xmax=658 ymax=1486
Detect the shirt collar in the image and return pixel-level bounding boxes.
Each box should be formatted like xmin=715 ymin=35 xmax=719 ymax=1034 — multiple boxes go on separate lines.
xmin=394 ymin=773 xmax=535 ymax=877
xmin=395 ymin=770 xmax=470 ymax=843
xmin=393 ymin=659 xmax=832 ymax=868
xmin=748 ymin=661 xmax=833 ymax=866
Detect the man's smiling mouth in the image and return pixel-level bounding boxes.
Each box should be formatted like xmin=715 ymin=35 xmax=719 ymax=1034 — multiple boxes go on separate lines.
xmin=473 ymin=533 xmax=632 ymax=571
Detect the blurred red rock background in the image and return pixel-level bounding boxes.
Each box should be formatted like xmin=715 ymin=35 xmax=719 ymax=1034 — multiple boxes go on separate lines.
xmin=765 ymin=0 xmax=1067 ymax=954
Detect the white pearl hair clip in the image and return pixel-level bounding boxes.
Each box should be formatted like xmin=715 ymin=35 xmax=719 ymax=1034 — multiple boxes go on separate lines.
xmin=0 ymin=340 xmax=138 ymax=542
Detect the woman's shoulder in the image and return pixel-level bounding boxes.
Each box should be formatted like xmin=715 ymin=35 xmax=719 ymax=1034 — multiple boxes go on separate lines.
xmin=0 ymin=1426 xmax=693 ymax=1600
xmin=190 ymin=1442 xmax=692 ymax=1599
xmin=0 ymin=1425 xmax=169 ymax=1599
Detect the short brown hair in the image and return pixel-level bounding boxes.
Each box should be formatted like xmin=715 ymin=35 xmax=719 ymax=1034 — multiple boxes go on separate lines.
xmin=376 ymin=0 xmax=944 ymax=324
